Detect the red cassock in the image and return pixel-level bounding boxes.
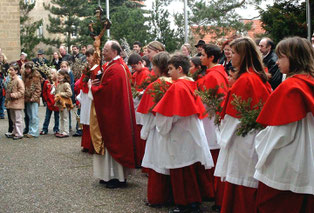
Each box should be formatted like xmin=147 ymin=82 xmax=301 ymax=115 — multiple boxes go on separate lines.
xmin=196 ymin=65 xmax=229 ymax=205
xmin=219 ymin=69 xmax=271 ymax=213
xmin=132 ymin=67 xmax=151 ymax=166
xmin=137 ymin=77 xmax=173 ymax=205
xmin=256 ymin=74 xmax=314 ymax=213
xmin=153 ymin=78 xmax=213 ymax=205
xmin=132 ymin=67 xmax=151 ymax=92
xmin=91 ymin=58 xmax=137 ymax=169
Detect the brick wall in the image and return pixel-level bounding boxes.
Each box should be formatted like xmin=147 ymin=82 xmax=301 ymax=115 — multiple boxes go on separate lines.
xmin=0 ymin=0 xmax=21 ymax=62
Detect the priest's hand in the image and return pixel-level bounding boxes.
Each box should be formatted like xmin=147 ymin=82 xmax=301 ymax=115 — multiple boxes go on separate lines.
xmin=91 ymin=79 xmax=100 ymax=86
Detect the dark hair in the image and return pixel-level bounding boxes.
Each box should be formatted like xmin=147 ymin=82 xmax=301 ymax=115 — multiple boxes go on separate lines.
xmin=265 ymin=38 xmax=275 ymax=50
xmin=142 ymin=55 xmax=151 ymax=68
xmin=202 ymin=44 xmax=221 ymax=63
xmin=133 ymin=41 xmax=142 ymax=47
xmin=24 ymin=61 xmax=34 ymax=70
xmin=190 ymin=57 xmax=207 ymax=72
xmin=276 ymin=36 xmax=314 ymax=77
xmin=85 ymin=48 xmax=95 ymax=57
xmin=128 ymin=53 xmax=142 ymax=65
xmin=152 ymin=52 xmax=170 ymax=76
xmin=230 ymin=37 xmax=267 ymax=83
xmin=168 ymin=54 xmax=190 ymax=75
xmin=72 ymin=45 xmax=79 ymax=49
xmin=111 ymin=41 xmax=122 ymax=55
xmin=58 ymin=69 xmax=71 ymax=84
xmin=9 ymin=62 xmax=20 ymax=74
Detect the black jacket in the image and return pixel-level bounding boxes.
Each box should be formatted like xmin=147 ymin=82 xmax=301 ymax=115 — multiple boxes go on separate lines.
xmin=263 ymin=50 xmax=282 ymax=90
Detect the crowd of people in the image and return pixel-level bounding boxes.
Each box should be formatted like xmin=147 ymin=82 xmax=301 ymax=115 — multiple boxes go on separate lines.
xmin=0 ymin=34 xmax=313 ymax=213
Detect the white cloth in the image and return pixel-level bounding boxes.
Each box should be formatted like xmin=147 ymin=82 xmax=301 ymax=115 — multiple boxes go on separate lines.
xmin=140 ymin=112 xmax=170 ymax=175
xmin=214 ymin=114 xmax=259 ymax=188
xmin=77 ymin=90 xmax=91 ymax=125
xmin=154 ymin=113 xmax=214 ymax=170
xmin=203 ymin=116 xmax=220 ymax=150
xmin=93 ymin=148 xmax=133 ymax=182
xmin=254 ymin=113 xmax=314 ymax=195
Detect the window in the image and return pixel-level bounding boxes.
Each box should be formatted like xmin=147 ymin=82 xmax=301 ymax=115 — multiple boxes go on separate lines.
xmin=24 ymin=0 xmax=35 ymax=4
xmin=71 ymin=25 xmax=77 ymax=38
xmin=37 ymin=24 xmax=43 ymax=38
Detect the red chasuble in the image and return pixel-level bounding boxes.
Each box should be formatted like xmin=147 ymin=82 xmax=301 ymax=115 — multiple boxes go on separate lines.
xmin=221 ymin=68 xmax=272 ymax=119
xmin=257 ymin=74 xmax=314 ymax=126
xmin=132 ymin=67 xmax=151 ymax=91
xmin=137 ymin=77 xmax=172 ymax=115
xmin=91 ymin=57 xmax=137 ymax=168
xmin=153 ymin=78 xmax=207 ymax=119
xmin=197 ymin=64 xmax=229 ymax=94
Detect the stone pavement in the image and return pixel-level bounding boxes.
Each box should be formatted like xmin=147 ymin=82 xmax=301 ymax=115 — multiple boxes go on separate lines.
xmin=0 ymin=106 xmax=214 ymax=213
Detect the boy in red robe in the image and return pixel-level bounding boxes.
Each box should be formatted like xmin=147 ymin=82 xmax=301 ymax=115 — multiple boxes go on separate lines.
xmin=128 ymin=53 xmax=151 ymax=166
xmin=198 ymin=44 xmax=229 ymax=209
xmin=128 ymin=53 xmax=151 ymax=92
xmin=153 ymin=54 xmax=214 ymax=213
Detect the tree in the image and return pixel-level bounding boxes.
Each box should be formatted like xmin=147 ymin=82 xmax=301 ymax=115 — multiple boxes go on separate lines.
xmin=259 ymin=0 xmax=314 ymax=44
xmin=20 ymin=0 xmax=43 ymax=58
xmin=189 ymin=0 xmax=263 ymax=39
xmin=77 ymin=0 xmax=150 ymax=51
xmin=43 ymin=0 xmax=89 ymax=51
xmin=148 ymin=0 xmax=181 ymax=52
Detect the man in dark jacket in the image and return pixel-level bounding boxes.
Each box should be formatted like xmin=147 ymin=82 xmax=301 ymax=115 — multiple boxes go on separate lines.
xmin=259 ymin=37 xmax=282 ymax=90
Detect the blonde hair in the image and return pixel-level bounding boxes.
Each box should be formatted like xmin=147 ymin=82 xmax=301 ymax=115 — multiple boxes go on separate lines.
xmin=181 ymin=43 xmax=191 ymax=54
xmin=147 ymin=41 xmax=165 ymax=52
xmin=276 ymin=36 xmax=314 ymax=77
xmin=60 ymin=61 xmax=69 ymax=68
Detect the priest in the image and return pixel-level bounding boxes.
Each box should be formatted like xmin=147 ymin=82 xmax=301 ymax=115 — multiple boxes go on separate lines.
xmin=91 ymin=40 xmax=137 ymax=188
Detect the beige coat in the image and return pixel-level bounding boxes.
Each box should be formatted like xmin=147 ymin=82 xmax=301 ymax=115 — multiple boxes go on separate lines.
xmin=55 ymin=82 xmax=72 ymax=109
xmin=5 ymin=76 xmax=25 ymax=109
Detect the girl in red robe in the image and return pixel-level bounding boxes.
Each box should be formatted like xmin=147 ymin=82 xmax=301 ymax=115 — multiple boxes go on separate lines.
xmin=255 ymin=36 xmax=314 ymax=213
xmin=137 ymin=52 xmax=173 ymax=207
xmin=214 ymin=37 xmax=271 ymax=213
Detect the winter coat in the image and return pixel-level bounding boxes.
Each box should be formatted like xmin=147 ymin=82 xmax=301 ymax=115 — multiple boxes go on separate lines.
xmin=5 ymin=76 xmax=25 ymax=109
xmin=42 ymin=80 xmax=59 ymax=111
xmin=23 ymin=70 xmax=42 ymax=104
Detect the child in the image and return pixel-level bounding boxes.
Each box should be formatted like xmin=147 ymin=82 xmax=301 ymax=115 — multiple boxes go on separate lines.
xmin=255 ymin=37 xmax=314 ymax=213
xmin=198 ymin=44 xmax=229 ymax=210
xmin=214 ymin=37 xmax=271 ymax=213
xmin=152 ymin=54 xmax=214 ymax=213
xmin=40 ymin=68 xmax=59 ymax=135
xmin=55 ymin=70 xmax=73 ymax=138
xmin=76 ymin=48 xmax=97 ymax=153
xmin=59 ymin=61 xmax=75 ymax=133
xmin=23 ymin=62 xmax=41 ymax=138
xmin=128 ymin=53 xmax=151 ymax=92
xmin=5 ymin=62 xmax=25 ymax=140
xmin=137 ymin=52 xmax=173 ymax=207
xmin=189 ymin=57 xmax=206 ymax=81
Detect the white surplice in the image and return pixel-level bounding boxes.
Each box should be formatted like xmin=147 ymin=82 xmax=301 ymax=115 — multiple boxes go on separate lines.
xmin=76 ymin=90 xmax=91 ymax=125
xmin=254 ymin=112 xmax=314 ymax=195
xmin=214 ymin=114 xmax=259 ymax=188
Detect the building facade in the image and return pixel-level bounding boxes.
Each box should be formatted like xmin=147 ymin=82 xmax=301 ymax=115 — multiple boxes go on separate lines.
xmin=0 ymin=0 xmax=21 ymax=61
